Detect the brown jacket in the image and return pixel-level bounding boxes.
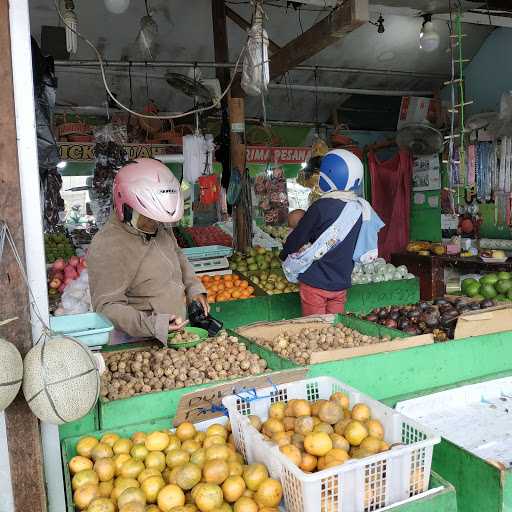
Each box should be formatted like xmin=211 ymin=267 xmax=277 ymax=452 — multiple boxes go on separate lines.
xmin=88 ymin=215 xmax=205 ymax=343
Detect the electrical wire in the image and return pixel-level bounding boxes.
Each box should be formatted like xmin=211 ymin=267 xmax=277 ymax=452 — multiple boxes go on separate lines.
xmin=53 ymin=0 xmax=248 ymax=121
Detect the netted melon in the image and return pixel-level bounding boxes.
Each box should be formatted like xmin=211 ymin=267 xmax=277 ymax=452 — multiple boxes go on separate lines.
xmin=23 ymin=335 xmax=99 ymax=424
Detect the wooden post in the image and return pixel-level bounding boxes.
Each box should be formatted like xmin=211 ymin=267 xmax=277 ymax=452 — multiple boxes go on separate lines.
xmin=0 ymin=0 xmax=47 ymax=510
xmin=229 ymin=88 xmax=250 ymax=252
xmin=211 ymin=0 xmax=230 ymax=96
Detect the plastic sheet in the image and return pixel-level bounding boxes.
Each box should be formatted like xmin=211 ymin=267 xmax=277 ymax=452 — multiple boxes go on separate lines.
xmin=31 ymin=38 xmax=63 ymax=232
xmin=241 ymin=14 xmax=269 ymax=97
xmin=91 ymin=124 xmax=128 ymax=229
xmin=57 ymin=270 xmax=92 ymax=316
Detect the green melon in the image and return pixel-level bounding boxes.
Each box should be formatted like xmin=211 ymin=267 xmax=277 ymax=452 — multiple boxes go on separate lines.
xmin=496 ymin=279 xmax=512 ymax=294
xmin=481 ymin=273 xmax=499 ymax=286
xmin=480 ymin=284 xmax=498 ymax=299
xmin=461 ymin=278 xmax=478 ymax=294
xmin=465 ymin=282 xmax=481 ymax=297
xmin=498 ymin=271 xmax=511 ymax=281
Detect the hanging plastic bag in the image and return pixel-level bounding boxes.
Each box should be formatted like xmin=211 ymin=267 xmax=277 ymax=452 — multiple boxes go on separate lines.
xmin=183 ymin=134 xmax=215 ymax=184
xmin=241 ymin=8 xmax=269 ymax=97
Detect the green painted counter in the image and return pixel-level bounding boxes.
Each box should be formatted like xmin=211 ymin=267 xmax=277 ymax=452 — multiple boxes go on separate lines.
xmin=211 ymin=278 xmax=420 ymax=329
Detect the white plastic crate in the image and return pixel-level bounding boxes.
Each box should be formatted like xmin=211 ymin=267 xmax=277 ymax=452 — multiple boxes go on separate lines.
xmin=223 ymin=376 xmax=440 ymax=512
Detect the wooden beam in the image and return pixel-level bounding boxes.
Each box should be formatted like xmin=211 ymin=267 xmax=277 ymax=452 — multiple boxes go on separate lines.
xmin=270 ymin=0 xmax=369 ymax=80
xmin=0 ymin=1 xmax=47 ymax=510
xmin=211 ymin=0 xmax=230 ymax=92
xmin=225 ymin=6 xmax=282 ymax=54
xmin=229 ymin=93 xmax=250 ymax=252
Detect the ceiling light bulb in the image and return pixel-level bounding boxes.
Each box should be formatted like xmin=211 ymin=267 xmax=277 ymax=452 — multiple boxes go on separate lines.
xmin=104 ymin=0 xmax=130 ymax=14
xmin=419 ymin=20 xmax=440 ymax=52
xmin=57 ymin=161 xmax=67 ymax=169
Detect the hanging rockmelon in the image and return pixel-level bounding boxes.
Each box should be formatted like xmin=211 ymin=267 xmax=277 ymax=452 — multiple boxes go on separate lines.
xmin=23 ymin=335 xmax=99 ymax=424
xmin=0 ymin=335 xmax=23 ymax=411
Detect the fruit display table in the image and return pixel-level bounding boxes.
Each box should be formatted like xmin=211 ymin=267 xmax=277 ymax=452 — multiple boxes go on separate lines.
xmin=392 ymin=252 xmax=512 ymax=300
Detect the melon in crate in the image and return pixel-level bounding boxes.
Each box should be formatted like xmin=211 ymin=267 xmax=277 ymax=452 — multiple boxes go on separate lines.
xmin=23 ymin=335 xmax=100 ymax=424
xmin=0 ymin=336 xmax=23 ymax=411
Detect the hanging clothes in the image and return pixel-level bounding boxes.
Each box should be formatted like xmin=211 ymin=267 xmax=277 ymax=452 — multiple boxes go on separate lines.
xmin=368 ymin=149 xmax=412 ymax=261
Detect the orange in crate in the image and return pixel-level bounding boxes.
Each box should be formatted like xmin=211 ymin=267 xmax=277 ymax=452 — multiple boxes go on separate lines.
xmin=201 ymin=274 xmax=256 ymax=303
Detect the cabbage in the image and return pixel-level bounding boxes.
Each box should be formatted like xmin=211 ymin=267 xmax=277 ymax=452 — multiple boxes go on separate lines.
xmin=363 ymin=262 xmax=375 ymax=275
xmin=393 ymin=271 xmax=403 ymax=280
xmin=405 ymin=273 xmax=415 ymax=279
xmin=397 ymin=265 xmax=408 ymax=276
xmin=373 ymin=274 xmax=384 ymax=283
xmin=375 ymin=258 xmax=386 ymax=266
xmin=385 ymin=263 xmax=396 ymax=273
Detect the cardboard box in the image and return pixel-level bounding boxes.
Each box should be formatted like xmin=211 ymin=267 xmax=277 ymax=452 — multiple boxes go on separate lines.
xmin=455 ymin=304 xmax=512 ymax=339
xmin=237 ymin=316 xmax=434 ymax=365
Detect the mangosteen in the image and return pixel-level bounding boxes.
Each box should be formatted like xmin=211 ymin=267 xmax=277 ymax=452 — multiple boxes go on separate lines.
xmin=366 ymin=314 xmax=378 ymax=322
xmin=469 ymin=302 xmax=482 ymax=311
xmin=439 ymin=303 xmax=456 ymax=314
xmin=398 ymin=318 xmax=410 ymax=330
xmin=389 ymin=311 xmax=400 ymax=321
xmin=383 ymin=318 xmax=398 ymax=329
xmin=440 ymin=312 xmax=458 ymax=327
xmin=378 ymin=309 xmax=389 ymax=320
xmin=407 ymin=309 xmax=421 ymax=320
xmin=480 ymin=299 xmax=496 ymax=309
xmin=456 ymin=305 xmax=471 ymax=315
xmin=403 ymin=326 xmax=420 ymax=335
xmin=434 ymin=298 xmax=448 ymax=306
xmin=419 ymin=301 xmax=430 ymax=311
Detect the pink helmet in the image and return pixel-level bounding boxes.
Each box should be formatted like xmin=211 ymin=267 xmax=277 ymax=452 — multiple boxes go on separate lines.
xmin=113 ymin=158 xmax=184 ymax=223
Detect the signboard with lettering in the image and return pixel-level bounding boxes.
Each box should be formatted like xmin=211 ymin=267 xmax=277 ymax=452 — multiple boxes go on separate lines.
xmin=173 ymin=368 xmax=307 ymax=426
xmin=58 ymin=143 xmax=311 ymax=165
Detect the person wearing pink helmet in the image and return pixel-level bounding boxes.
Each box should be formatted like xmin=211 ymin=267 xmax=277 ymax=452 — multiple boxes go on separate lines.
xmin=87 ymin=158 xmax=208 ymax=344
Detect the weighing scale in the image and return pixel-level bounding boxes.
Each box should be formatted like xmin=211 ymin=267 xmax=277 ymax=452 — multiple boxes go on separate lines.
xmin=183 ymin=245 xmax=233 ymax=275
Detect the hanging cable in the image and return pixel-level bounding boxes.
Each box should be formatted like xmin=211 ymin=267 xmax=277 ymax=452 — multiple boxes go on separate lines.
xmin=53 ymin=0 xmax=248 ymax=121
xmin=145 ymin=61 xmax=150 ymax=101
xmin=128 ymin=62 xmax=133 ymax=108
xmin=314 ymin=67 xmax=320 ymax=135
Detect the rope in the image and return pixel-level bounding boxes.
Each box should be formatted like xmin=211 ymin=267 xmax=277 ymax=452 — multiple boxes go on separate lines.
xmin=0 ymin=221 xmax=50 ymax=334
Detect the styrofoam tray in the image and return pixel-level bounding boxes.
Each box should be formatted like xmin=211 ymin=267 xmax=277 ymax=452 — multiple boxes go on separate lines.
xmin=396 ymin=376 xmax=512 ymax=467
xmin=223 ymin=376 xmax=440 ymax=512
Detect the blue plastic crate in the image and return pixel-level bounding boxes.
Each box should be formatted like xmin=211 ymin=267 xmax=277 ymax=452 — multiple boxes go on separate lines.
xmin=50 ymin=313 xmax=114 ymax=347
xmin=183 ymin=245 xmax=233 ymax=260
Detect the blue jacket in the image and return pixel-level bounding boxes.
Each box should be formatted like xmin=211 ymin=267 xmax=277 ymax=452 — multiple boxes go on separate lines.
xmin=280 ymin=198 xmax=362 ymax=291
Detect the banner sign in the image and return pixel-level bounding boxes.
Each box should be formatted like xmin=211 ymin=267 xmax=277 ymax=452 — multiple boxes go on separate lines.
xmin=58 ymin=143 xmax=311 ymax=165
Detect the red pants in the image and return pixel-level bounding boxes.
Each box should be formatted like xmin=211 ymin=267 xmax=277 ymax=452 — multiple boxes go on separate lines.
xmin=299 ymin=282 xmax=347 ymax=316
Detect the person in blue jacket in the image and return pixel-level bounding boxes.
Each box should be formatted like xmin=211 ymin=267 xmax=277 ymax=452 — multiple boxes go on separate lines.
xmin=280 ymin=149 xmax=384 ymax=316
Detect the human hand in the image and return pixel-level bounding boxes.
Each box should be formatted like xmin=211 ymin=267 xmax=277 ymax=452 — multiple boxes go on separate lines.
xmin=192 ymin=294 xmax=210 ymax=315
xmin=169 ymin=315 xmax=189 ymax=332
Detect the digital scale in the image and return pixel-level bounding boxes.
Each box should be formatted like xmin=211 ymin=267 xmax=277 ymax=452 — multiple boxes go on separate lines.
xmin=183 ymin=245 xmax=233 ymax=275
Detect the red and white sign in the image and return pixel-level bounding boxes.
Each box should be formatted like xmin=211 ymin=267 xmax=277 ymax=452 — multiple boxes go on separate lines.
xmin=397 ymin=96 xmax=436 ymax=130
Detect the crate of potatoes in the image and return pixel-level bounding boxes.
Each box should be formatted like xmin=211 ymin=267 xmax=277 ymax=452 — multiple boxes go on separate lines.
xmin=223 ymin=376 xmax=440 ymax=512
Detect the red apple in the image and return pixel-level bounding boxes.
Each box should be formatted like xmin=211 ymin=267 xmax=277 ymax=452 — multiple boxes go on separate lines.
xmin=64 ymin=265 xmax=78 ymax=279
xmin=64 ymin=276 xmax=74 ymax=286
xmin=52 ymin=258 xmax=65 ymax=271
xmin=49 ymin=278 xmax=62 ymax=289
xmin=69 ymin=255 xmax=80 ymax=268
xmin=52 ymin=271 xmax=64 ymax=281
xmin=58 ymin=284 xmax=66 ymax=294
